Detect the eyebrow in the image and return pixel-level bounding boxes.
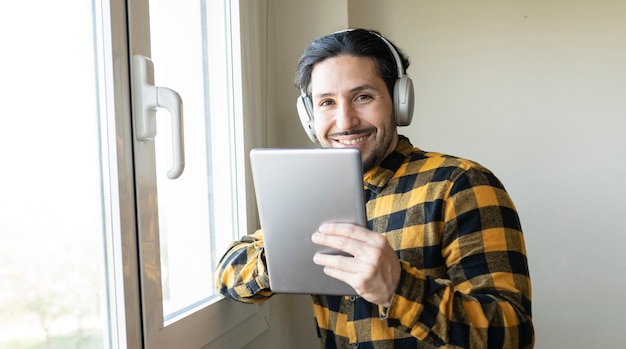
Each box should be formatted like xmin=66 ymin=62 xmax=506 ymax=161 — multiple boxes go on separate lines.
xmin=313 ymin=84 xmax=379 ymax=99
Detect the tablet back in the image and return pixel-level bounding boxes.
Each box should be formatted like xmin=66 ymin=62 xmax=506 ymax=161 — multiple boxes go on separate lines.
xmin=249 ymin=148 xmax=366 ymax=296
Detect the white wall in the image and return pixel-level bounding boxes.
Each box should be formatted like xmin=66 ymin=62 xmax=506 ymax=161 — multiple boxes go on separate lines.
xmin=244 ymin=0 xmax=626 ymax=348
xmin=348 ymin=1 xmax=626 ymax=348
xmin=268 ymin=0 xmax=350 ymax=149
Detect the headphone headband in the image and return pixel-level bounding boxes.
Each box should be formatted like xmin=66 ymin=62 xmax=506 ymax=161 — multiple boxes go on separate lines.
xmin=370 ymin=32 xmax=404 ymax=79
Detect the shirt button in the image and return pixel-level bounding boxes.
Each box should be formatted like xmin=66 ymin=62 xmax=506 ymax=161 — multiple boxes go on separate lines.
xmin=351 ymin=343 xmax=360 ymax=349
xmin=349 ymin=296 xmax=357 ymax=302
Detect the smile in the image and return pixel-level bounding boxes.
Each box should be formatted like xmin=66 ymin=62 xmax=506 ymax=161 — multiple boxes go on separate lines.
xmin=335 ymin=135 xmax=368 ymax=145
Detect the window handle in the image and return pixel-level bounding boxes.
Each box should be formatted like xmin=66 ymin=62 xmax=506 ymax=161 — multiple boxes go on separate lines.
xmin=132 ymin=55 xmax=185 ymax=179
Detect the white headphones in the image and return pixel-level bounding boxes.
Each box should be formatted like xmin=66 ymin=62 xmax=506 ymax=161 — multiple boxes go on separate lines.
xmin=296 ymin=30 xmax=415 ymax=143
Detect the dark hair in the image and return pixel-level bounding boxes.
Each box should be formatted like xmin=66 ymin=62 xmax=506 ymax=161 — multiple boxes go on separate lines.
xmin=294 ymin=29 xmax=410 ymax=98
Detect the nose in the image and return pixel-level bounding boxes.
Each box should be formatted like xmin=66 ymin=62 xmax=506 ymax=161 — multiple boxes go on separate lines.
xmin=335 ymin=100 xmax=359 ymax=131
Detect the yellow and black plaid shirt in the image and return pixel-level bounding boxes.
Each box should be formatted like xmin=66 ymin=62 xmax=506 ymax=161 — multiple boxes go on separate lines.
xmin=216 ymin=136 xmax=534 ymax=348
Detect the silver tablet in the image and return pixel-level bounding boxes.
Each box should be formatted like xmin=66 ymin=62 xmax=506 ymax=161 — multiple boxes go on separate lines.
xmin=249 ymin=148 xmax=366 ymax=296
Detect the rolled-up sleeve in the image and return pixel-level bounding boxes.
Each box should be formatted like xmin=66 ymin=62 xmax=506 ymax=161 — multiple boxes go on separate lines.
xmin=215 ymin=230 xmax=274 ymax=303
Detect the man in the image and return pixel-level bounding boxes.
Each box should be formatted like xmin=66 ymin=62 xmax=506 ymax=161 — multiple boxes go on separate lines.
xmin=216 ymin=29 xmax=534 ymax=348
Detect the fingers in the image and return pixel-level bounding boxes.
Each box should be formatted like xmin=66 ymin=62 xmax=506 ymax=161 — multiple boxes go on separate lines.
xmin=313 ymin=251 xmax=363 ymax=274
xmin=312 ymin=252 xmax=375 ymax=295
xmin=313 ymin=223 xmax=389 ymax=257
xmin=311 ymin=224 xmax=401 ymax=306
xmin=313 ymin=249 xmax=398 ymax=306
xmin=318 ymin=223 xmax=369 ymax=241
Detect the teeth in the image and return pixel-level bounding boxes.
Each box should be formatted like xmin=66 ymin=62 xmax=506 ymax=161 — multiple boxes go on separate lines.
xmin=338 ymin=136 xmax=367 ymax=145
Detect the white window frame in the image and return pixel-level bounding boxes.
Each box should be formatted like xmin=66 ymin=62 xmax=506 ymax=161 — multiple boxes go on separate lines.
xmin=97 ymin=0 xmax=268 ymax=347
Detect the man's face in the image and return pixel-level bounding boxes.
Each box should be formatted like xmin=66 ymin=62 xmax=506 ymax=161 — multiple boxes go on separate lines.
xmin=310 ymin=55 xmax=398 ymax=173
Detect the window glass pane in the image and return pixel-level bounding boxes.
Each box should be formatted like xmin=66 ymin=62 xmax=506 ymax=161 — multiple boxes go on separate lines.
xmin=0 ymin=0 xmax=108 ymax=348
xmin=148 ymin=0 xmax=237 ymax=321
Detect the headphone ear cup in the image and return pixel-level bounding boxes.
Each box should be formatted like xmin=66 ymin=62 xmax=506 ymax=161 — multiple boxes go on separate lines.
xmin=296 ymin=95 xmax=318 ymax=143
xmin=393 ymin=75 xmax=415 ymax=127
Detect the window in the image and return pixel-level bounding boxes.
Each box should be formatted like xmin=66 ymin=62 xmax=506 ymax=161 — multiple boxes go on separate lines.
xmin=146 ymin=0 xmax=243 ymax=321
xmin=0 ymin=0 xmax=263 ymax=348
xmin=0 ymin=0 xmax=107 ymax=347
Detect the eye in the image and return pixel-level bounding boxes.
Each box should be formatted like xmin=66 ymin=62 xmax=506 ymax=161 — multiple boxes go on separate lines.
xmin=319 ymin=99 xmax=335 ymax=107
xmin=355 ymin=94 xmax=373 ymax=102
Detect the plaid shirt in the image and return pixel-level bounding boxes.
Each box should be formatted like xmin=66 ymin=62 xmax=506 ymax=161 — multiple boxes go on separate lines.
xmin=216 ymin=136 xmax=534 ymax=348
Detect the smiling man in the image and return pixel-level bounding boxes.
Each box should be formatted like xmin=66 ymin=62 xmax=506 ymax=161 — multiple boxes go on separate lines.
xmin=216 ymin=29 xmax=534 ymax=348
xmin=310 ymin=54 xmax=398 ymax=173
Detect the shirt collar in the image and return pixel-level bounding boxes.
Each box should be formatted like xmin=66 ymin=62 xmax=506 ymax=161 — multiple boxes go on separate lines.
xmin=363 ymin=135 xmax=414 ymax=194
